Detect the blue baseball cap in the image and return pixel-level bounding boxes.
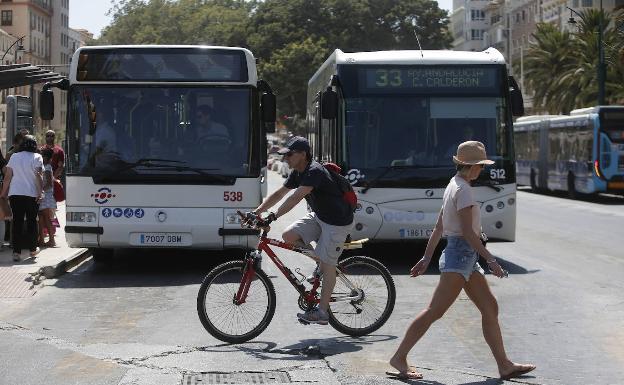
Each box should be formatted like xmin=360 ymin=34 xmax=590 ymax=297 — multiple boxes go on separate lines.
xmin=278 ymin=136 xmax=310 ymax=154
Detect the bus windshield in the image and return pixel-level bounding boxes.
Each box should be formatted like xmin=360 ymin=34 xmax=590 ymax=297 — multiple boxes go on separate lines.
xmin=339 ymin=65 xmax=511 ymax=184
xmin=67 ymin=86 xmax=252 ymax=181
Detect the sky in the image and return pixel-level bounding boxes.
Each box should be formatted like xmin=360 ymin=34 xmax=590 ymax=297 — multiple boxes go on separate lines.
xmin=70 ymin=0 xmax=454 ymax=40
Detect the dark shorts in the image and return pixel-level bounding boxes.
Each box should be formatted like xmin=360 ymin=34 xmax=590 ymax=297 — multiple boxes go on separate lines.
xmin=439 ymin=236 xmax=485 ymax=281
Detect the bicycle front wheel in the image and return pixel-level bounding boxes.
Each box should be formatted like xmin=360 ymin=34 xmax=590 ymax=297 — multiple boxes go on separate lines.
xmin=329 ymin=256 xmax=396 ymax=336
xmin=197 ymin=260 xmax=276 ymax=344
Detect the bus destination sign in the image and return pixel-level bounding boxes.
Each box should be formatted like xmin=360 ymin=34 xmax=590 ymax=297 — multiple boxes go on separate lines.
xmin=360 ymin=66 xmax=499 ymax=94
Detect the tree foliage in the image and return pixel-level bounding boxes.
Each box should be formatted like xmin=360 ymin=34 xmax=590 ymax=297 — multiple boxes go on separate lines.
xmin=523 ymin=9 xmax=624 ymax=113
xmin=99 ymin=0 xmax=452 ymax=119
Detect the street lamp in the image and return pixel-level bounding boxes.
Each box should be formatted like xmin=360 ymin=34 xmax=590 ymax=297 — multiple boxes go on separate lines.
xmin=1 ymin=35 xmax=25 ymax=64
xmin=567 ymin=3 xmax=606 ymax=106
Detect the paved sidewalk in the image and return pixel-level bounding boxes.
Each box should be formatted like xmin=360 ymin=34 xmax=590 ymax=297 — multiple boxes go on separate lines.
xmin=0 ymin=202 xmax=88 ymax=298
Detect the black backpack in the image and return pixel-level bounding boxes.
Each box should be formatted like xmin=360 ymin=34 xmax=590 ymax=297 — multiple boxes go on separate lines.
xmin=323 ymin=163 xmax=358 ymax=212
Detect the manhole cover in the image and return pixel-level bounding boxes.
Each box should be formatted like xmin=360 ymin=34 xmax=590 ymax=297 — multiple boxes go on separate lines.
xmin=182 ymin=371 xmax=291 ymax=384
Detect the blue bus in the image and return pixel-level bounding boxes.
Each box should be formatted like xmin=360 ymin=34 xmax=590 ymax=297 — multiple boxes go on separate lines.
xmin=514 ymin=106 xmax=624 ymax=198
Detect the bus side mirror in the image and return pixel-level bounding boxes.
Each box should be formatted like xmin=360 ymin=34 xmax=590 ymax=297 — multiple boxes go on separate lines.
xmin=40 ymin=89 xmax=55 ymax=120
xmin=261 ymin=93 xmax=276 ymax=133
xmin=508 ymin=76 xmax=524 ymax=117
xmin=321 ymin=88 xmax=338 ymax=120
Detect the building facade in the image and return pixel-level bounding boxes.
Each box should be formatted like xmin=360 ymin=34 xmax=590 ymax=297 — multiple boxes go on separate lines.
xmin=0 ymin=0 xmax=70 ymax=135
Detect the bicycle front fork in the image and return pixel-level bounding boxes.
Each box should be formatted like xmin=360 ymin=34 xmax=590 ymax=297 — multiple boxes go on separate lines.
xmin=234 ymin=251 xmax=262 ymax=305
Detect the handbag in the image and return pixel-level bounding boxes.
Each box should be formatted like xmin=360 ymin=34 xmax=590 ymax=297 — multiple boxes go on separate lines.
xmin=53 ymin=179 xmax=65 ymax=202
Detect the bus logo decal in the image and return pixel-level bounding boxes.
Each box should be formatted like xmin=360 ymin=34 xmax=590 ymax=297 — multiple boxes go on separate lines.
xmin=346 ymin=169 xmax=365 ymax=185
xmin=425 ymin=190 xmax=434 ymax=197
xmin=135 ymin=209 xmax=145 ymax=218
xmin=124 ymin=208 xmax=134 ymax=218
xmin=113 ymin=208 xmax=123 ymax=217
xmin=102 ymin=208 xmax=112 ymax=218
xmin=91 ymin=187 xmax=116 ymax=204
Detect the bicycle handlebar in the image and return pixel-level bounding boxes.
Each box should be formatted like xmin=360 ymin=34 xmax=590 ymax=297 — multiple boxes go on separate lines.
xmin=236 ymin=210 xmax=273 ymax=231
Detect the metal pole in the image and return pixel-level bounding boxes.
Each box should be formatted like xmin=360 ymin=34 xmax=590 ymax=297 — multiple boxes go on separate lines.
xmin=598 ymin=0 xmax=606 ymax=105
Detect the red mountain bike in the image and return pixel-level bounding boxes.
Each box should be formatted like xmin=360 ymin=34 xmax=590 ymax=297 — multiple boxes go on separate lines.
xmin=197 ymin=211 xmax=396 ymax=344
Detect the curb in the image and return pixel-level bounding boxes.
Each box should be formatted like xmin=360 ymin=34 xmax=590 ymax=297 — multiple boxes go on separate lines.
xmin=39 ymin=248 xmax=92 ymax=279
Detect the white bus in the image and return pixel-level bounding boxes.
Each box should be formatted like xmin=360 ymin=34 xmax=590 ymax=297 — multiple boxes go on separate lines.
xmin=307 ymin=48 xmax=524 ymax=242
xmin=40 ymin=45 xmax=276 ymax=260
xmin=514 ymin=106 xmax=624 ymax=198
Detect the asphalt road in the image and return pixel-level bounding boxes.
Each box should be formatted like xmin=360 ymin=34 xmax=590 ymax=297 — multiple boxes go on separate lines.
xmin=0 ymin=171 xmax=623 ymax=385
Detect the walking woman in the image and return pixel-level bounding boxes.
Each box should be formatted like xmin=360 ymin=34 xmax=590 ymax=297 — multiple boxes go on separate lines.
xmin=388 ymin=141 xmax=535 ymax=381
xmin=1 ymin=135 xmax=43 ymax=261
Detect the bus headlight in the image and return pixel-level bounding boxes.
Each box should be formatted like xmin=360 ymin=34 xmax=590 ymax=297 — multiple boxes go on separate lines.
xmin=507 ymin=198 xmax=515 ymax=205
xmin=497 ymin=201 xmax=505 ymax=209
xmin=485 ymin=205 xmax=494 ymax=213
xmin=67 ymin=212 xmax=97 ymax=223
xmin=225 ymin=213 xmax=241 ymax=224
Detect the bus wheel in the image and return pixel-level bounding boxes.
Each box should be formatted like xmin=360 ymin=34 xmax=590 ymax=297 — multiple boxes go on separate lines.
xmin=567 ymin=174 xmax=578 ymax=200
xmin=530 ymin=169 xmax=538 ymax=191
xmin=91 ymin=248 xmax=114 ymax=264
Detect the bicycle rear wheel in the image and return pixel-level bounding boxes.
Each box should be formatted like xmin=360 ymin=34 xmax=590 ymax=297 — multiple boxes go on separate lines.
xmin=328 ymin=256 xmax=395 ymax=336
xmin=197 ymin=260 xmax=276 ymax=344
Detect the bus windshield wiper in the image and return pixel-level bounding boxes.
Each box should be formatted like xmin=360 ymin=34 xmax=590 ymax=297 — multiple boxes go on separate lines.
xmin=361 ymin=165 xmax=412 ymax=193
xmin=473 ymin=179 xmax=503 ymax=192
xmin=361 ymin=164 xmax=451 ymax=193
xmin=100 ymin=158 xmax=187 ymax=177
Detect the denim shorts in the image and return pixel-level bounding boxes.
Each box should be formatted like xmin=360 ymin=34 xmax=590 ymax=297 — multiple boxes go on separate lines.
xmin=439 ymin=236 xmax=485 ymax=281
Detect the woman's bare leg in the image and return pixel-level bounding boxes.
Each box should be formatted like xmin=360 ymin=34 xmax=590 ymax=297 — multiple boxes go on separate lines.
xmin=44 ymin=209 xmax=55 ymax=245
xmin=37 ymin=211 xmax=45 ymax=246
xmin=389 ymin=273 xmax=466 ymax=375
xmin=464 ymin=272 xmax=535 ymax=377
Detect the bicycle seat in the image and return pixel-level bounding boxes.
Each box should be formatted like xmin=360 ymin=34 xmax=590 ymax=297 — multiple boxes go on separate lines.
xmin=342 ymin=238 xmax=369 ymax=250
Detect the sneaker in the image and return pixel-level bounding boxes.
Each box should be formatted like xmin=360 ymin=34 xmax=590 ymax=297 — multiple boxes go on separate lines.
xmin=297 ymin=307 xmax=329 ymax=325
xmin=306 ymin=264 xmax=322 ymax=284
xmin=12 ymin=252 xmax=21 ymax=262
xmin=30 ymin=247 xmax=40 ymax=258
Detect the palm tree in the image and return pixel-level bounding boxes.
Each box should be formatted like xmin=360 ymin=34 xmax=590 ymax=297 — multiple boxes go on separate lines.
xmin=523 ymin=9 xmax=624 ymax=113
xmin=523 ymin=23 xmax=578 ymax=113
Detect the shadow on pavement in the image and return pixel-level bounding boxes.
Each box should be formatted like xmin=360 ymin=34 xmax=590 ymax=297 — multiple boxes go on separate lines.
xmin=218 ymin=335 xmax=398 ymax=361
xmin=52 ymin=248 xmax=244 ymax=288
xmin=518 ymin=186 xmax=624 ymax=205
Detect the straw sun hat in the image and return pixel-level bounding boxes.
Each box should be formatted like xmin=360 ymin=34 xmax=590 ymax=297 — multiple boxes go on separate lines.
xmin=452 ymin=141 xmax=495 ymax=166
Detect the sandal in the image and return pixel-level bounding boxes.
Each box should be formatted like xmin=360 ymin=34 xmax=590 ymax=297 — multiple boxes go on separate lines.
xmin=385 ymin=369 xmax=423 ymax=380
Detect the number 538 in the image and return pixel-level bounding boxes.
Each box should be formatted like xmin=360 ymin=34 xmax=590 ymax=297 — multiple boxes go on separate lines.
xmin=223 ymin=192 xmax=243 ymax=201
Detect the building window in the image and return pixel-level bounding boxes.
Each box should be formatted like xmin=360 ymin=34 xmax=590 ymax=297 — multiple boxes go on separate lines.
xmin=471 ymin=29 xmax=484 ymax=40
xmin=1 ymin=10 xmax=12 ymax=26
xmin=581 ymin=0 xmax=592 ymax=6
xmin=471 ymin=9 xmax=485 ymax=21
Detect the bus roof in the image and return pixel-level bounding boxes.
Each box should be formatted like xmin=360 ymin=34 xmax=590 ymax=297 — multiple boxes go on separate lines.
xmin=309 ymin=48 xmax=506 ymax=86
xmin=70 ymin=45 xmax=258 ymax=85
xmin=570 ymin=105 xmax=624 ymax=116
xmin=333 ymin=47 xmax=506 ymax=65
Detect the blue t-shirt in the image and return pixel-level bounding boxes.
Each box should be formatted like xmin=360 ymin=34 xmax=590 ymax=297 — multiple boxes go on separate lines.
xmin=284 ymin=161 xmax=354 ymax=226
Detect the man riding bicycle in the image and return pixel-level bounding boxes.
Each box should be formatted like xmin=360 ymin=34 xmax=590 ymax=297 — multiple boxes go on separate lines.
xmin=251 ymin=136 xmax=354 ymax=325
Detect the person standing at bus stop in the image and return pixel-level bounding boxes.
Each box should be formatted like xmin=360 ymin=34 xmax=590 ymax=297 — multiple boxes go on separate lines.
xmin=40 ymin=130 xmax=65 ymax=179
xmin=251 ymin=136 xmax=354 ymax=325
xmin=1 ymin=135 xmax=43 ymax=261
xmin=388 ymin=141 xmax=535 ymax=381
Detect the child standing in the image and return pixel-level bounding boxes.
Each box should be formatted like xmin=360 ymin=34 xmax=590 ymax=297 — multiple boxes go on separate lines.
xmin=38 ymin=148 xmax=57 ymax=247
